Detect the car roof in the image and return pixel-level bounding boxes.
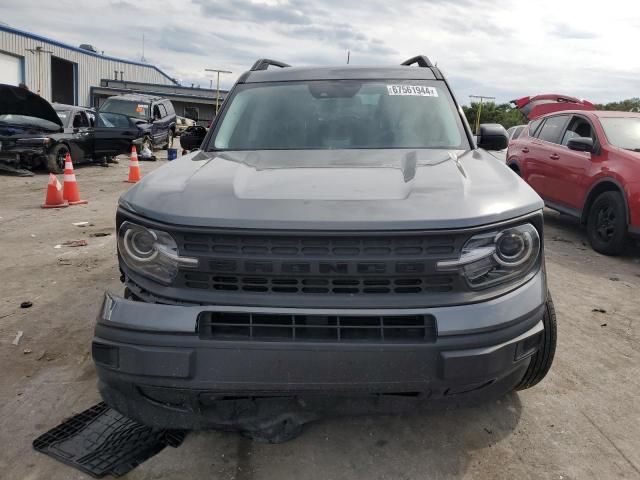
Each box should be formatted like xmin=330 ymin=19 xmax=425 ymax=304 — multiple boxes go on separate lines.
xmin=104 ymin=93 xmax=164 ymax=102
xmin=243 ymin=65 xmax=438 ymax=83
xmin=52 ymin=103 xmax=93 ymax=111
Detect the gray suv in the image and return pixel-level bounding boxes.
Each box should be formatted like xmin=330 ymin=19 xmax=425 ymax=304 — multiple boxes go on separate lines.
xmin=93 ymin=56 xmax=556 ymax=442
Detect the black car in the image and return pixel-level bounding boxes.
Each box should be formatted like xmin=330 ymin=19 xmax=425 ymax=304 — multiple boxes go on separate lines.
xmin=98 ymin=94 xmax=176 ymax=152
xmin=0 ymin=84 xmax=142 ymax=173
xmin=178 ymin=125 xmax=207 ymax=151
xmin=49 ymin=104 xmax=97 ymax=170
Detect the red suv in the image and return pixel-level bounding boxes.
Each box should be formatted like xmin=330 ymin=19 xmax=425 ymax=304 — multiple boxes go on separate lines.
xmin=507 ymin=110 xmax=640 ymax=255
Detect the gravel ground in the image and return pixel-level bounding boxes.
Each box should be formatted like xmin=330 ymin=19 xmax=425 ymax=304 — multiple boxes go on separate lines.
xmin=0 ymin=154 xmax=639 ymax=479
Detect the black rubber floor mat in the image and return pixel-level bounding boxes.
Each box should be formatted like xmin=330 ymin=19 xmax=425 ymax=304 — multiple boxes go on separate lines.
xmin=33 ymin=402 xmax=186 ymax=478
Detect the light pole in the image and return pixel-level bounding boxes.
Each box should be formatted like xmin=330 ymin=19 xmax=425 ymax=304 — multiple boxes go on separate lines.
xmin=204 ymin=68 xmax=232 ymax=115
xmin=469 ymin=95 xmax=496 ymax=134
xmin=27 ymin=46 xmax=52 ymax=96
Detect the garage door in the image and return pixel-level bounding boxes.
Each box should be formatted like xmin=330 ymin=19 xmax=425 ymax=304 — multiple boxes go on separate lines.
xmin=0 ymin=52 xmax=22 ymax=86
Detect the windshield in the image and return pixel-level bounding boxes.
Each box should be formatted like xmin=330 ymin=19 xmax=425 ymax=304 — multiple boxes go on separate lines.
xmin=209 ymin=80 xmax=468 ymax=151
xmin=55 ymin=110 xmax=71 ymax=125
xmin=100 ymin=99 xmax=150 ymax=120
xmin=600 ymin=117 xmax=640 ymax=151
xmin=0 ymin=114 xmax=61 ymax=131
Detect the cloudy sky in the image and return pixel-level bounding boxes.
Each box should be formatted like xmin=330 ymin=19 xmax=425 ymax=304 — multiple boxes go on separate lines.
xmin=1 ymin=0 xmax=640 ymax=104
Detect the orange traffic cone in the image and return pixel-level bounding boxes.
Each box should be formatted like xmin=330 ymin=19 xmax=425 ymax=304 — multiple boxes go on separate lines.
xmin=41 ymin=173 xmax=68 ymax=208
xmin=62 ymin=153 xmax=88 ymax=205
xmin=125 ymin=146 xmax=141 ymax=183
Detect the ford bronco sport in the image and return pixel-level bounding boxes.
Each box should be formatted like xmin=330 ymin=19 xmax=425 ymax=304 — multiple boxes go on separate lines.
xmin=93 ymin=56 xmax=557 ymax=442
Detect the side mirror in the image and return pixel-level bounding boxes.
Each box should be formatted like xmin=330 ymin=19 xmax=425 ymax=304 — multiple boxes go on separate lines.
xmin=477 ymin=124 xmax=509 ymax=151
xmin=567 ymin=137 xmax=594 ymax=153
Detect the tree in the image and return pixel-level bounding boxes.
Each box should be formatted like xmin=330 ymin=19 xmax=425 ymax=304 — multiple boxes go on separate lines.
xmin=594 ymin=98 xmax=640 ymax=112
xmin=461 ymin=102 xmax=526 ymax=132
xmin=461 ymin=98 xmax=640 ymax=133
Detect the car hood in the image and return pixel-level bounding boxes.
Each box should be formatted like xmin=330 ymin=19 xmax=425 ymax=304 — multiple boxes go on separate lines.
xmin=120 ymin=149 xmax=543 ymax=230
xmin=0 ymin=84 xmax=63 ymax=127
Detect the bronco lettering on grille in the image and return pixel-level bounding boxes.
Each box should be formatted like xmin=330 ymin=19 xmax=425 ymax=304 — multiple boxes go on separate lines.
xmin=208 ymin=260 xmax=430 ymax=275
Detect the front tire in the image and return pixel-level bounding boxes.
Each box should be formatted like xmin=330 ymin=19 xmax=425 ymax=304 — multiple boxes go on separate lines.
xmin=136 ymin=136 xmax=154 ymax=158
xmin=46 ymin=144 xmax=70 ymax=173
xmin=586 ymin=191 xmax=628 ymax=255
xmin=515 ymin=293 xmax=557 ymax=391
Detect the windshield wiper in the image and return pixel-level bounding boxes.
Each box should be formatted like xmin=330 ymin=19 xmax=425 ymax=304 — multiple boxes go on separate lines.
xmin=624 ymin=148 xmax=640 ymax=152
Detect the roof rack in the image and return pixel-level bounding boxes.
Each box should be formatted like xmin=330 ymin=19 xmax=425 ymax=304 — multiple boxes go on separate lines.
xmin=401 ymin=55 xmax=434 ymax=68
xmin=250 ymin=59 xmax=291 ymax=71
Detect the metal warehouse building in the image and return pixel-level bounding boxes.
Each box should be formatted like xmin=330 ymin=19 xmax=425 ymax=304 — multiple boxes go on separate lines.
xmin=0 ymin=24 xmax=177 ymax=106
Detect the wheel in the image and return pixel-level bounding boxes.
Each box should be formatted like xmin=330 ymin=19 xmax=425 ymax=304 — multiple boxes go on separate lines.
xmin=163 ymin=130 xmax=173 ymax=150
xmin=586 ymin=191 xmax=628 ymax=255
xmin=515 ymin=293 xmax=557 ymax=391
xmin=136 ymin=136 xmax=153 ymax=155
xmin=142 ymin=135 xmax=152 ymax=152
xmin=46 ymin=144 xmax=70 ymax=173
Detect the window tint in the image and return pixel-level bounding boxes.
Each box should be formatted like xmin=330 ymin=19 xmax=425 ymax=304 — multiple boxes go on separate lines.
xmin=600 ymin=117 xmax=640 ymax=150
xmin=561 ymin=116 xmax=594 ymax=146
xmin=537 ymin=116 xmax=568 ymax=144
xmin=211 ymin=80 xmax=468 ymax=151
xmin=73 ymin=111 xmax=90 ymax=128
xmin=55 ymin=110 xmax=71 ymax=125
xmin=513 ymin=125 xmax=525 ymax=139
xmin=101 ymin=99 xmax=149 ymax=120
xmin=164 ymin=101 xmax=175 ymax=115
xmin=158 ymin=104 xmax=167 ymax=118
xmin=529 ymin=119 xmax=543 ymax=136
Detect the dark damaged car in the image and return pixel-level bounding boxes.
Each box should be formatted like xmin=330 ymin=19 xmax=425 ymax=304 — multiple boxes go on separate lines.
xmin=0 ymin=84 xmax=141 ymax=173
xmin=93 ymin=57 xmax=557 ymax=442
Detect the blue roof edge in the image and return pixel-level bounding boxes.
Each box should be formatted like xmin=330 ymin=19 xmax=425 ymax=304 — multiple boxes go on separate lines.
xmin=0 ymin=24 xmax=179 ymax=85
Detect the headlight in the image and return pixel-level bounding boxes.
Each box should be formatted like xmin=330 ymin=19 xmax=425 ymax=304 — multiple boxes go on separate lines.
xmin=17 ymin=137 xmax=53 ymax=146
xmin=117 ymin=221 xmax=198 ymax=285
xmin=437 ymin=223 xmax=540 ymax=289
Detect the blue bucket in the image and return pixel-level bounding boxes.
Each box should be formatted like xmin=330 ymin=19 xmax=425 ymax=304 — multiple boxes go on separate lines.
xmin=167 ymin=148 xmax=178 ymax=161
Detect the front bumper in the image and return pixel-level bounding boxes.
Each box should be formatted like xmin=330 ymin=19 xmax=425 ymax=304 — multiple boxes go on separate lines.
xmin=93 ymin=272 xmax=547 ymax=429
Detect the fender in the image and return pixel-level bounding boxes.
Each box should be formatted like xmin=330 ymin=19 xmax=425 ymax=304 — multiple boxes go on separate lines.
xmin=506 ymin=157 xmax=521 ymax=174
xmin=580 ymin=176 xmax=630 ymax=225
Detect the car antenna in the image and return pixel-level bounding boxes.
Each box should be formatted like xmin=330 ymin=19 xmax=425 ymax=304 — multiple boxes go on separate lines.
xmin=347 ymin=50 xmax=350 ymax=64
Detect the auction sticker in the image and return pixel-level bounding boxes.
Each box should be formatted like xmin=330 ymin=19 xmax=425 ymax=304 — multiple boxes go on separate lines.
xmin=387 ymin=85 xmax=438 ymax=97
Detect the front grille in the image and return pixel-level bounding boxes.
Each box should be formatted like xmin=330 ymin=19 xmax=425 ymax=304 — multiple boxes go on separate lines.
xmin=181 ymin=272 xmax=454 ymax=295
xmin=174 ymin=231 xmax=465 ymax=298
xmin=198 ymin=312 xmax=437 ymax=343
xmin=180 ymin=234 xmax=457 ymax=257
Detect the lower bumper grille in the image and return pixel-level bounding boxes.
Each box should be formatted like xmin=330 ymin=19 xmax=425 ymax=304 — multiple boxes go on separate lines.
xmin=182 ymin=273 xmax=454 ymax=295
xmin=197 ymin=312 xmax=437 ymax=343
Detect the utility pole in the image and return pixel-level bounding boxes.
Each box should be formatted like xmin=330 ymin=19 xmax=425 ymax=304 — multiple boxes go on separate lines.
xmin=469 ymin=95 xmax=495 ymax=134
xmin=204 ymin=68 xmax=232 ymax=115
xmin=27 ymin=46 xmax=52 ymax=96
xmin=141 ymin=33 xmax=146 ymax=63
